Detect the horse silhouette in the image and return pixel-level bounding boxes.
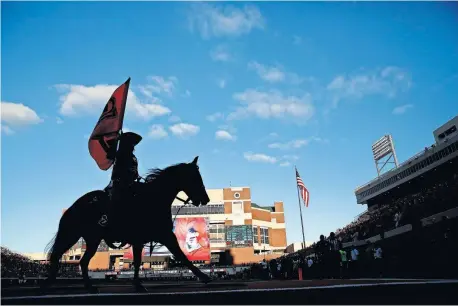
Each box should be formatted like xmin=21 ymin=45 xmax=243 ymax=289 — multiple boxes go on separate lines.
xmin=42 ymin=156 xmax=211 ymax=293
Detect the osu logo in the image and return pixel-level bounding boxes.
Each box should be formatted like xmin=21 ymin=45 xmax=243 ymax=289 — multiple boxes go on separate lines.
xmin=97 ymin=97 xmax=118 ymax=124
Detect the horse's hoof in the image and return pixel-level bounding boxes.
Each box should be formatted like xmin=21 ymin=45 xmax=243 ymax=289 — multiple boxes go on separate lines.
xmin=134 ymin=284 xmax=147 ymax=293
xmin=200 ymin=275 xmax=212 ymax=284
xmin=39 ymin=285 xmax=48 ymax=295
xmin=86 ymin=286 xmax=99 ymax=294
xmin=90 ymin=287 xmax=100 ymax=294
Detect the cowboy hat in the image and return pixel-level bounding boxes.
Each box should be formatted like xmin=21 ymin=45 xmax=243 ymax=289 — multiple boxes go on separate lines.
xmin=120 ymin=132 xmax=142 ymax=146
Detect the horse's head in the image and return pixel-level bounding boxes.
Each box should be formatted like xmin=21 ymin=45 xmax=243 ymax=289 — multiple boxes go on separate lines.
xmin=181 ymin=156 xmax=210 ymax=207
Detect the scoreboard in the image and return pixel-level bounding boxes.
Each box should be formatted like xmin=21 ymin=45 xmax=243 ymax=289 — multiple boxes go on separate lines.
xmin=225 ymin=225 xmax=253 ymax=248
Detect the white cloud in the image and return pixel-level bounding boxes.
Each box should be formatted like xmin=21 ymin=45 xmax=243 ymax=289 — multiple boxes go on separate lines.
xmin=218 ymin=79 xmax=227 ymax=89
xmin=217 ymin=124 xmax=237 ymax=134
xmin=148 ymin=124 xmax=168 ymax=139
xmin=269 ymin=132 xmax=279 ymax=137
xmin=56 ymin=117 xmax=64 ymax=124
xmin=188 ymin=3 xmax=265 ymax=39
xmin=244 ymin=152 xmax=277 ymax=164
xmin=139 ymin=76 xmax=178 ymax=98
xmin=1 ymin=124 xmax=14 ymax=135
xmin=169 ymin=123 xmax=200 ymax=138
xmin=392 ymin=104 xmax=413 ymax=115
xmin=248 ymin=61 xmax=285 ymax=83
xmin=215 ymin=130 xmax=236 ymax=141
xmin=293 ymin=35 xmax=302 ymax=45
xmin=282 ymin=154 xmax=299 ymax=161
xmin=169 ymin=115 xmax=181 ymax=123
xmin=269 ymin=137 xmax=328 ymax=150
xmin=228 ymin=89 xmax=314 ymax=122
xmin=279 ymin=155 xmax=298 ymax=167
xmin=210 ymin=45 xmax=232 ymax=62
xmin=288 ymin=73 xmax=306 ymax=85
xmin=248 ymin=61 xmax=305 ymax=84
xmin=131 ymin=103 xmax=171 ymax=119
xmin=327 ymin=66 xmax=412 ymax=108
xmin=269 ymin=139 xmax=309 ymax=150
xmin=1 ymin=101 xmax=43 ymax=126
xmin=55 ymin=84 xmax=171 ymax=119
xmin=206 ymin=112 xmax=224 ymax=122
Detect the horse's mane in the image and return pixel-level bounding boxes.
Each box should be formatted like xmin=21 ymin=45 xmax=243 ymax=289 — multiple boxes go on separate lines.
xmin=144 ymin=163 xmax=187 ymax=183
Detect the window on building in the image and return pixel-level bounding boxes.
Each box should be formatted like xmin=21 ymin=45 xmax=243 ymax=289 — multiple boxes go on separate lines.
xmin=260 ymin=227 xmax=269 ymax=244
xmin=253 ymin=226 xmax=258 ymax=244
xmin=171 ymin=204 xmax=226 ymax=216
xmin=209 ymin=223 xmax=226 ymax=243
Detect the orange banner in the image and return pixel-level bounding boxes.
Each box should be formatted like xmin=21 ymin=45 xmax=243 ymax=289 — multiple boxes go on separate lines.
xmin=88 ymin=78 xmax=130 ymax=170
xmin=173 ymin=217 xmax=210 ymax=261
xmin=123 ymin=245 xmax=146 ymax=260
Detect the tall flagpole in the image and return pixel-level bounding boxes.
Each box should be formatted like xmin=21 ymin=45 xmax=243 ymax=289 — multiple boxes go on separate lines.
xmin=295 ymin=166 xmax=307 ymax=250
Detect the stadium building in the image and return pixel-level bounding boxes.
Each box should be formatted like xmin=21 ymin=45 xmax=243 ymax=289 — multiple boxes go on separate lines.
xmin=63 ymin=187 xmax=287 ymax=270
xmin=355 ymin=116 xmax=457 ymax=208
xmin=350 ymin=115 xmax=458 ymax=246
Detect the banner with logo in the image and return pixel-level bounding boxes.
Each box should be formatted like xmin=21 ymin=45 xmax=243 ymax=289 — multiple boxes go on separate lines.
xmin=88 ymin=78 xmax=130 ymax=170
xmin=173 ymin=217 xmax=210 ymax=261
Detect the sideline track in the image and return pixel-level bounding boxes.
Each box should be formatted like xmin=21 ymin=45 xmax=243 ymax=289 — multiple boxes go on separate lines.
xmin=2 ymin=279 xmax=458 ymax=305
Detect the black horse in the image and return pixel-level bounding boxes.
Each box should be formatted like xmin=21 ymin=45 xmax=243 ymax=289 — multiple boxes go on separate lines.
xmin=42 ymin=156 xmax=211 ymax=293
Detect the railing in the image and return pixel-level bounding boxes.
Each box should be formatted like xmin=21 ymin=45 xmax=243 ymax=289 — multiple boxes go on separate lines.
xmin=354 ymin=209 xmax=368 ymax=220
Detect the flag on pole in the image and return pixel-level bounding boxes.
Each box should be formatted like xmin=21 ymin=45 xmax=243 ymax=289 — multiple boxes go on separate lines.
xmin=296 ymin=168 xmax=310 ymax=207
xmin=88 ymin=78 xmax=130 ymax=170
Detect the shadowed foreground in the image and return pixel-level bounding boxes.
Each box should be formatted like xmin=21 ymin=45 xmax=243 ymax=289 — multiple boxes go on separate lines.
xmin=2 ymin=279 xmax=458 ymax=305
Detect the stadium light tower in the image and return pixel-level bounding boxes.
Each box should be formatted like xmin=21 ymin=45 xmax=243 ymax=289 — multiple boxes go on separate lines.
xmin=371 ymin=134 xmax=399 ymax=177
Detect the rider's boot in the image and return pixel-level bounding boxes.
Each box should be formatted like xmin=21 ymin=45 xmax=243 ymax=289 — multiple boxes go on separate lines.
xmin=98 ymin=191 xmax=113 ymax=228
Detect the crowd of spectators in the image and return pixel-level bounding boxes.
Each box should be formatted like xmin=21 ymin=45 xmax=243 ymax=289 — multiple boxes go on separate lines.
xmin=258 ymin=212 xmax=456 ymax=281
xmin=1 ymin=248 xmax=47 ymax=278
xmin=265 ymin=168 xmax=458 ymax=280
xmin=1 ymin=247 xmax=80 ymax=278
xmin=333 ymin=172 xmax=458 ymax=243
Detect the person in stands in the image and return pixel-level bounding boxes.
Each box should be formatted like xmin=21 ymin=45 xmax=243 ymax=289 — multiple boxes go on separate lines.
xmin=315 ymin=235 xmax=330 ymax=279
xmin=328 ymin=232 xmax=342 ymax=279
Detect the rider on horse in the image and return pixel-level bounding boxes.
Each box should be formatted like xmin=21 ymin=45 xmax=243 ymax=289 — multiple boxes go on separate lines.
xmin=100 ymin=131 xmax=142 ymax=227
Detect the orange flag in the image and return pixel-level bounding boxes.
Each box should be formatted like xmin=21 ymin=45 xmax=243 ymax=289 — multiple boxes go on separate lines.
xmin=88 ymin=78 xmax=130 ymax=170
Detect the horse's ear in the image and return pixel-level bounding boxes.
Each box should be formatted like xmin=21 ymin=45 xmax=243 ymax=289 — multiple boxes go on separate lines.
xmin=192 ymin=156 xmax=199 ymax=164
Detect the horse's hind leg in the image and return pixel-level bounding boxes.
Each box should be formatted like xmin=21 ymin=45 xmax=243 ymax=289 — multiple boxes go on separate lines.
xmin=160 ymin=232 xmax=211 ymax=284
xmin=132 ymin=243 xmax=147 ymax=293
xmin=80 ymin=237 xmax=101 ymax=293
xmin=41 ymin=230 xmax=80 ymax=291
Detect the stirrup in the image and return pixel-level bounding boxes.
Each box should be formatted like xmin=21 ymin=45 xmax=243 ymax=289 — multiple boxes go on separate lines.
xmin=98 ymin=215 xmax=108 ymax=227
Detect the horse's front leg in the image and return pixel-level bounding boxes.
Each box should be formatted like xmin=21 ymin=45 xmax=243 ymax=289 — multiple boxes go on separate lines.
xmin=132 ymin=243 xmax=147 ymax=292
xmin=160 ymin=232 xmax=211 ymax=284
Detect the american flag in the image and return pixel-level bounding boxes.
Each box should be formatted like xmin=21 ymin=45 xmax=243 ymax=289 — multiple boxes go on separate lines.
xmin=296 ymin=168 xmax=310 ymax=207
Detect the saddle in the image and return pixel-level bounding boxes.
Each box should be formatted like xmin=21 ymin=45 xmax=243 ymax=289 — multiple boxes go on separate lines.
xmin=99 ymin=181 xmax=143 ymax=228
xmin=104 ymin=181 xmax=143 ymax=202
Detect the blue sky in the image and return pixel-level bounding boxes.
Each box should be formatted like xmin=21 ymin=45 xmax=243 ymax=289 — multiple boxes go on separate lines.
xmin=2 ymin=1 xmax=458 ymax=253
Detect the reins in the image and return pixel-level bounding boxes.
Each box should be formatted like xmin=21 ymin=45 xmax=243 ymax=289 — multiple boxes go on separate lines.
xmin=146 ymin=194 xmax=191 ymax=256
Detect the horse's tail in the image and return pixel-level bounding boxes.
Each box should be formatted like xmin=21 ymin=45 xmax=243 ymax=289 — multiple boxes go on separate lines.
xmin=44 ymin=190 xmax=106 ymax=262
xmin=44 ymin=232 xmax=58 ymax=262
xmin=44 ymin=206 xmax=72 ymax=262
